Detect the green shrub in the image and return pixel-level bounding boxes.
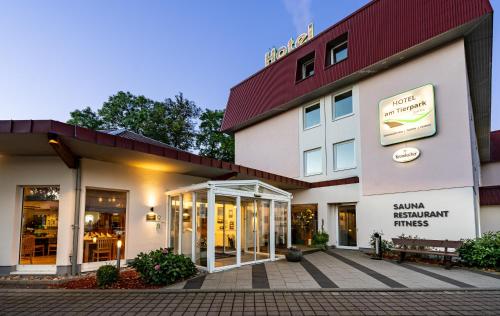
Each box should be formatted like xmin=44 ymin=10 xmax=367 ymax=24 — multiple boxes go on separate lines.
xmin=96 ymin=265 xmax=119 ymax=288
xmin=129 ymin=248 xmax=197 ymax=285
xmin=312 ymin=231 xmax=329 ymax=250
xmin=458 ymin=232 xmax=500 ymax=269
xmin=369 ymin=232 xmax=393 ymax=253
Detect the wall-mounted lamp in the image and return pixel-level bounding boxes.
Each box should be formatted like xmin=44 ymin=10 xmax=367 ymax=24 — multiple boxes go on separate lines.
xmin=146 ymin=207 xmax=161 ymax=230
xmin=48 ymin=133 xmax=60 ymax=145
xmin=146 ymin=207 xmax=160 ymax=222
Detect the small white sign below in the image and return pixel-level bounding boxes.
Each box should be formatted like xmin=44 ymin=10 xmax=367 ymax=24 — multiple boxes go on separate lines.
xmin=393 ymin=147 xmax=420 ymax=163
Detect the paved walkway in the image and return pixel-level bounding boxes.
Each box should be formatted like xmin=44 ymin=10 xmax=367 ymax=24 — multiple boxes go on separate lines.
xmin=174 ymin=249 xmax=500 ymax=290
xmin=1 ymin=289 xmax=499 ymax=315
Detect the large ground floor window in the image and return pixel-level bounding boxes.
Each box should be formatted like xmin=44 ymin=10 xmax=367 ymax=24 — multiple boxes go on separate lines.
xmin=83 ymin=189 xmax=127 ymax=263
xmin=19 ymin=186 xmax=59 ymax=265
xmin=291 ymin=204 xmax=318 ymax=246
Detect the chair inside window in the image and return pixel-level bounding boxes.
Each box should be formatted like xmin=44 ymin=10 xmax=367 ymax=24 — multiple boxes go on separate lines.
xmin=48 ymin=238 xmax=57 ymax=256
xmin=34 ymin=239 xmax=45 ymax=256
xmin=92 ymin=238 xmax=113 ymax=262
xmin=21 ymin=235 xmax=36 ymax=264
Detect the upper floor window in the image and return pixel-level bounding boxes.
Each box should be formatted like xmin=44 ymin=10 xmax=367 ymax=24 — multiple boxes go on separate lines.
xmin=333 ymin=140 xmax=355 ymax=171
xmin=304 ymin=103 xmax=320 ymax=129
xmin=304 ymin=148 xmax=322 ymax=176
xmin=326 ymin=33 xmax=348 ymax=67
xmin=333 ymin=91 xmax=353 ymax=119
xmin=296 ymin=52 xmax=315 ymax=81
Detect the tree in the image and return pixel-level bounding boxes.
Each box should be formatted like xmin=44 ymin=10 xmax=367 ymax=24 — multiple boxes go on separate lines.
xmin=162 ymin=93 xmax=201 ymax=151
xmin=67 ymin=106 xmax=102 ymax=130
xmin=196 ymin=109 xmax=234 ymax=162
xmin=68 ymin=91 xmax=201 ymax=151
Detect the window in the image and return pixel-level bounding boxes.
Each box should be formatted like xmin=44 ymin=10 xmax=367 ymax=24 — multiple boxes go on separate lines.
xmin=19 ymin=186 xmax=59 ymax=265
xmin=195 ymin=190 xmax=208 ymax=267
xmin=333 ymin=91 xmax=353 ymax=119
xmin=274 ymin=201 xmax=288 ymax=251
xmin=181 ymin=193 xmax=193 ymax=258
xmin=170 ymin=196 xmax=180 ymax=254
xmin=326 ymin=33 xmax=348 ymax=66
xmin=83 ymin=189 xmax=126 ymax=263
xmin=304 ymin=148 xmax=322 ymax=176
xmin=296 ymin=52 xmax=315 ymax=81
xmin=333 ymin=140 xmax=355 ymax=171
xmin=304 ymin=103 xmax=320 ymax=129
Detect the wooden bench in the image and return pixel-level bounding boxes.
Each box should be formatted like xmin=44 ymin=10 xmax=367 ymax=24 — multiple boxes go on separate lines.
xmin=391 ymin=238 xmax=463 ymax=269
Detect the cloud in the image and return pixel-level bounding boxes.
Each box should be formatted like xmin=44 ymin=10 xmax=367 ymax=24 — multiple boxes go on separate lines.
xmin=282 ymin=0 xmax=312 ymax=34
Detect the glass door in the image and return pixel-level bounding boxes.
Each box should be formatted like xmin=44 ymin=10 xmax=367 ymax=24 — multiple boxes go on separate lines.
xmin=241 ymin=198 xmax=255 ymax=263
xmin=241 ymin=198 xmax=270 ymax=263
xmin=214 ymin=195 xmax=237 ymax=268
xmin=338 ymin=205 xmax=357 ymax=247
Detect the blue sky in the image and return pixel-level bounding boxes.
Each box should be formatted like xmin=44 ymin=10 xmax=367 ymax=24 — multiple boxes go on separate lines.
xmin=0 ymin=0 xmax=499 ymax=130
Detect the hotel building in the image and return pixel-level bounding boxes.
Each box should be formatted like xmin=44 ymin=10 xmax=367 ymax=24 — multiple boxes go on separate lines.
xmin=0 ymin=0 xmax=498 ymax=275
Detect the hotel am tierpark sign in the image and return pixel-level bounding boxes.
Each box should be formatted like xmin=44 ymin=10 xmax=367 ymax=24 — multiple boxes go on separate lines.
xmin=379 ymin=84 xmax=436 ymax=146
xmin=265 ymin=23 xmax=314 ymax=66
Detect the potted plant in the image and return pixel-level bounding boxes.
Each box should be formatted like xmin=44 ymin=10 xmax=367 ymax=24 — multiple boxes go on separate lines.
xmin=312 ymin=219 xmax=330 ymax=250
xmin=285 ymin=247 xmax=303 ymax=262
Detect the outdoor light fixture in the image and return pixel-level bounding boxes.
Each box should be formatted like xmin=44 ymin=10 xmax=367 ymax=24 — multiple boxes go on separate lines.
xmin=47 ymin=133 xmax=60 ymax=145
xmin=146 ymin=207 xmax=161 ymax=230
xmin=146 ymin=207 xmax=159 ymax=221
xmin=116 ymin=236 xmax=122 ymax=270
xmin=92 ymin=236 xmax=97 ymax=243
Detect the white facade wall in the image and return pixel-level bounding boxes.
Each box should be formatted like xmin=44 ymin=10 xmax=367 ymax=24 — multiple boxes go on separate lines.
xmin=357 ymin=187 xmax=477 ymax=248
xmin=481 ymin=162 xmax=500 ymax=186
xmin=77 ymin=159 xmax=205 ymax=271
xmin=236 ymin=39 xmax=483 ymax=249
xmin=298 ymin=86 xmax=360 ymax=182
xmin=0 ymin=156 xmax=205 ymax=273
xmin=235 ymin=109 xmax=300 ymax=178
xmin=291 ymin=184 xmax=359 ymax=245
xmin=480 ymin=206 xmax=500 ymax=233
xmin=0 ymin=156 xmax=75 ymax=270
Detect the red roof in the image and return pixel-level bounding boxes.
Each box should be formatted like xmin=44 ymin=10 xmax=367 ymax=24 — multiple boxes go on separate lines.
xmin=0 ymin=120 xmax=358 ymax=189
xmin=490 ymin=130 xmax=500 ymax=162
xmin=222 ymin=0 xmax=493 ymax=132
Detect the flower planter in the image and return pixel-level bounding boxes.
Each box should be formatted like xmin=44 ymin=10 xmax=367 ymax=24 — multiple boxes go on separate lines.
xmin=285 ymin=248 xmax=303 ymax=262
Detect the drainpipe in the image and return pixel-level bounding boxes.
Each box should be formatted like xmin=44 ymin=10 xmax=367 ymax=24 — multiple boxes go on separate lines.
xmin=71 ymin=161 xmax=82 ymax=275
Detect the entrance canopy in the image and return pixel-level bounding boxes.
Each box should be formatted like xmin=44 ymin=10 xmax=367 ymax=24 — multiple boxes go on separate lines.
xmin=166 ymin=180 xmax=292 ymax=272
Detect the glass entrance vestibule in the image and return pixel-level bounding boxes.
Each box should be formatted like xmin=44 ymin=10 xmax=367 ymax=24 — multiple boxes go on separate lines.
xmin=166 ymin=180 xmax=292 ymax=272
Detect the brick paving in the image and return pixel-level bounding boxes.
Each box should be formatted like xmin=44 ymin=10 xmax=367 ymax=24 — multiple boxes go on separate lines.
xmin=1 ymin=289 xmax=500 ymax=315
xmin=160 ymin=249 xmax=500 ymax=291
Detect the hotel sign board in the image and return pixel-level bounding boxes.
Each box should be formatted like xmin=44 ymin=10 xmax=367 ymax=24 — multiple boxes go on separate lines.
xmin=265 ymin=23 xmax=314 ymax=67
xmin=379 ymin=84 xmax=436 ymax=146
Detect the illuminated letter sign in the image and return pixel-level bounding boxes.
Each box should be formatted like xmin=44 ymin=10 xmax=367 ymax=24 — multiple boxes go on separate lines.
xmin=265 ymin=23 xmax=314 ymax=66
xmin=379 ymin=84 xmax=436 ymax=146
